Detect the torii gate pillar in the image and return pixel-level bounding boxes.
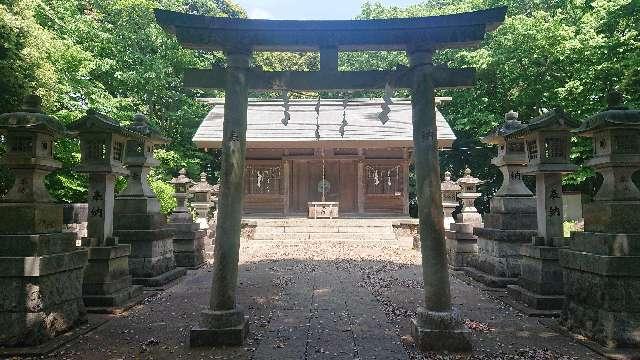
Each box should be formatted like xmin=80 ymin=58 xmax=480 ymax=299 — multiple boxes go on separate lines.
xmin=190 ymin=51 xmax=250 ymax=347
xmin=409 ymin=50 xmax=472 ymax=351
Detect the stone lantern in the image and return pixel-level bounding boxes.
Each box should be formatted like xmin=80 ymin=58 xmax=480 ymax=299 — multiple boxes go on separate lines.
xmin=445 ymin=168 xmax=484 ymax=269
xmin=456 ymin=167 xmax=484 ymax=223
xmin=506 ymin=108 xmax=578 ymax=313
xmin=466 ymin=111 xmax=538 ymax=289
xmin=114 ymin=114 xmax=186 ymax=286
xmin=0 ymin=95 xmax=88 ymax=346
xmin=169 ymin=169 xmax=205 ymax=268
xmin=169 ymin=168 xmax=194 ymax=223
xmin=68 ymin=109 xmax=143 ymax=311
xmin=512 ymin=109 xmax=578 ymax=245
xmin=561 ymin=92 xmax=640 ymax=351
xmin=71 ymin=109 xmax=131 ymax=246
xmin=440 ymin=170 xmax=461 ymax=230
xmin=190 ymin=172 xmax=216 ymax=230
xmin=482 ymin=110 xmax=532 ymax=197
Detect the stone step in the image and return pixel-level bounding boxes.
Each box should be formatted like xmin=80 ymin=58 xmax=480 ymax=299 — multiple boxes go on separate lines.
xmin=251 ymin=232 xmax=397 ymax=241
xmin=248 ymin=237 xmax=399 ymax=244
xmin=253 ymin=225 xmax=395 ymax=235
xmin=249 ymin=218 xmax=400 ymax=227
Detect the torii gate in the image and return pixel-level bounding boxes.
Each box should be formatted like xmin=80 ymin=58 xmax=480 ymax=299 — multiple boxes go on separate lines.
xmin=155 ymin=7 xmax=506 ymax=352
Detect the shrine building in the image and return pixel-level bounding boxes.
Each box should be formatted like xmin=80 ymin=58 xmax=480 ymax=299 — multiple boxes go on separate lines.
xmin=194 ymin=98 xmax=455 ymax=216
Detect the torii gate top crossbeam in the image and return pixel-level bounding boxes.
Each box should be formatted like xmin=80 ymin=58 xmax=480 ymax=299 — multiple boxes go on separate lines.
xmin=154 ymin=7 xmax=507 ymax=52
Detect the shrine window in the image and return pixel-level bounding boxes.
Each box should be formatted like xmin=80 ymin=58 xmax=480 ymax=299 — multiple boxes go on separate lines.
xmin=10 ymin=136 xmax=33 ymax=154
xmin=112 ymin=141 xmax=124 ymax=161
xmin=614 ymin=135 xmax=638 ymax=154
xmin=507 ymin=139 xmax=525 ymax=153
xmin=544 ymin=137 xmax=565 ymax=159
xmin=365 ymin=165 xmax=402 ymax=195
xmin=527 ymin=140 xmax=539 ymax=161
xmin=245 ymin=165 xmax=281 ymax=194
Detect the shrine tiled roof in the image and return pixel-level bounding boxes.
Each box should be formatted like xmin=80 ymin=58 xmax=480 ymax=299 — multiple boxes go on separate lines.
xmin=193 ymin=99 xmax=456 ymax=149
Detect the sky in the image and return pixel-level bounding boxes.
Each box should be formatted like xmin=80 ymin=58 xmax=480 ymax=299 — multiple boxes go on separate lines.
xmin=233 ymin=0 xmax=418 ymax=20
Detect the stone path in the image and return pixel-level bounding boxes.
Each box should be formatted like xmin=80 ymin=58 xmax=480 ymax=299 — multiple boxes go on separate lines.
xmin=45 ymin=240 xmax=602 ymax=360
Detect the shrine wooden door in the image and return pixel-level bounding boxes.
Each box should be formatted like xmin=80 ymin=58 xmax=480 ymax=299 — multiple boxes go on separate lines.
xmin=289 ymin=160 xmax=357 ymax=214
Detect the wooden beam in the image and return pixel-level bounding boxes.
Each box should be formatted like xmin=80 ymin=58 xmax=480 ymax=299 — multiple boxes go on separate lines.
xmin=184 ymin=66 xmax=475 ymax=90
xmin=320 ymin=47 xmax=338 ymax=72
xmin=155 ymin=7 xmax=507 ymax=52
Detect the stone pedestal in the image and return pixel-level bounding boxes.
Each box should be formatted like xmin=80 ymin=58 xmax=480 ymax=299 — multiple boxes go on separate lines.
xmin=190 ymin=309 xmax=249 ymax=347
xmin=114 ymin=114 xmax=185 ymax=287
xmin=0 ymin=231 xmax=88 ymax=347
xmin=560 ymin=95 xmax=640 ymax=352
xmin=81 ymin=242 xmax=143 ymax=309
xmin=468 ymin=192 xmax=537 ymax=287
xmin=411 ymin=307 xmax=471 ymax=352
xmin=114 ymin=197 xmax=184 ymax=286
xmin=0 ymin=95 xmax=88 ymax=346
xmin=561 ymin=231 xmax=640 ymax=350
xmin=507 ymin=244 xmax=564 ymax=310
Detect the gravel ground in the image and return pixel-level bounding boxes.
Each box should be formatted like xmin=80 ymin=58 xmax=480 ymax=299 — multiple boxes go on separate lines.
xmin=38 ymin=240 xmax=601 ymax=360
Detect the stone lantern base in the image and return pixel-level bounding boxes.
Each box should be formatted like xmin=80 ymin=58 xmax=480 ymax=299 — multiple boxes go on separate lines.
xmin=190 ymin=309 xmax=249 ymax=347
xmin=446 ymin=222 xmax=480 ymax=270
xmin=560 ymin=231 xmax=640 ymax=351
xmin=0 ymin=232 xmax=88 ymax=347
xmin=464 ymin=196 xmax=537 ymax=288
xmin=506 ymin=243 xmax=564 ymax=313
xmin=81 ymin=239 xmax=144 ymax=311
xmin=411 ymin=307 xmax=472 ymax=352
xmin=171 ymin=222 xmax=206 ymax=268
xmin=114 ymin=211 xmax=186 ymax=287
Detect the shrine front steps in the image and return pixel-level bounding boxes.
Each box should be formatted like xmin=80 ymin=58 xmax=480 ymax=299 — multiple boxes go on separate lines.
xmin=247 ymin=218 xmax=404 ymax=242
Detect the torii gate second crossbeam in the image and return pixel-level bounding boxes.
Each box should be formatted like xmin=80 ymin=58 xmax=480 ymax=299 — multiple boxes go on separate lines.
xmin=155 ymin=6 xmax=506 ymax=352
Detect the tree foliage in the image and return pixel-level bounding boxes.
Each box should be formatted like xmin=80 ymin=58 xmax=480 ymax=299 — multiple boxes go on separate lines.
xmin=354 ymin=0 xmax=640 ymax=211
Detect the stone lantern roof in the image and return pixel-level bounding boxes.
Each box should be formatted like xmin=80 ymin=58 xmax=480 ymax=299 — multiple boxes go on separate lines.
xmin=128 ymin=113 xmax=169 ymax=145
xmin=190 ymin=173 xmax=216 ymax=193
xmin=482 ymin=110 xmax=526 ymax=145
xmin=457 ymin=167 xmax=484 ymax=187
xmin=573 ymin=92 xmax=640 ymax=136
xmin=0 ymin=94 xmax=66 ymax=135
xmin=68 ymin=109 xmax=138 ymax=137
xmin=507 ymin=108 xmax=580 ymax=138
xmin=441 ymin=171 xmax=462 ymax=192
xmin=170 ymin=168 xmax=194 ymax=187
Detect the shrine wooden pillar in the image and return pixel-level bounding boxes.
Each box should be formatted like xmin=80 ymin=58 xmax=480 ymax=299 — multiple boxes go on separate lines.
xmin=357 ymin=148 xmax=365 ymax=214
xmin=191 ymin=51 xmax=250 ymax=346
xmin=408 ymin=49 xmax=471 ymax=351
xmin=402 ymin=148 xmax=410 ymax=215
xmin=282 ymin=159 xmax=290 ymax=215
